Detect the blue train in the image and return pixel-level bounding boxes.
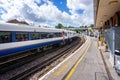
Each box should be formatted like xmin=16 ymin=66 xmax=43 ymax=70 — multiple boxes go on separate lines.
xmin=0 ymin=23 xmax=78 ymax=57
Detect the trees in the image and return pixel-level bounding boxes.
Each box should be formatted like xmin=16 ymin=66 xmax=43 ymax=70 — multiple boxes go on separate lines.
xmin=68 ymin=26 xmax=74 ymax=28
xmin=79 ymin=24 xmax=94 ymax=28
xmin=55 ymin=23 xmax=75 ymax=29
xmin=89 ymin=24 xmax=94 ymax=28
xmin=55 ymin=23 xmax=64 ymax=29
xmin=79 ymin=25 xmax=87 ymax=28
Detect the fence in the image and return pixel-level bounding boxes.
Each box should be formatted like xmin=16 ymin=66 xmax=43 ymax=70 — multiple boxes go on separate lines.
xmin=104 ymin=27 xmax=120 ymax=55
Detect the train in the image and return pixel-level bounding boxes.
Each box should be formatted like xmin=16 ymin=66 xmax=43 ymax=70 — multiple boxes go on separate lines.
xmin=0 ymin=23 xmax=78 ymax=57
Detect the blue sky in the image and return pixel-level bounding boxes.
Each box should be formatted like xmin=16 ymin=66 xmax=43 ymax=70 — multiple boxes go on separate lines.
xmin=52 ymin=0 xmax=70 ymax=14
xmin=0 ymin=0 xmax=94 ymax=27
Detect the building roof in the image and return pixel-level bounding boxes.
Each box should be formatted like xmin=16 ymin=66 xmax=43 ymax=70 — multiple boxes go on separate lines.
xmin=7 ymin=19 xmax=29 ymax=25
xmin=94 ymin=0 xmax=120 ymax=28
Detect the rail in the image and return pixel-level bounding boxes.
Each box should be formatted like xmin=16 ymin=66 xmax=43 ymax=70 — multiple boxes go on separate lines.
xmin=0 ymin=37 xmax=85 ymax=80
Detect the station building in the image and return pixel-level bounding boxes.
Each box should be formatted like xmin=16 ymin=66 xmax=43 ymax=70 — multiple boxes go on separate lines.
xmin=94 ymin=0 xmax=120 ymax=66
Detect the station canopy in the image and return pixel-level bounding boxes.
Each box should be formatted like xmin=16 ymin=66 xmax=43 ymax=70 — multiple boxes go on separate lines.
xmin=94 ymin=0 xmax=120 ymax=28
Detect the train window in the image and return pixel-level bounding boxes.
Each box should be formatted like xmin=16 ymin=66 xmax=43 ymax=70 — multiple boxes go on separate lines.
xmin=58 ymin=33 xmax=62 ymax=37
xmin=15 ymin=32 xmax=28 ymax=41
xmin=40 ymin=32 xmax=62 ymax=39
xmin=54 ymin=33 xmax=59 ymax=37
xmin=30 ymin=32 xmax=39 ymax=40
xmin=41 ymin=32 xmax=49 ymax=39
xmin=0 ymin=31 xmax=11 ymax=43
xmin=53 ymin=32 xmax=62 ymax=37
xmin=47 ymin=33 xmax=56 ymax=38
xmin=64 ymin=33 xmax=67 ymax=36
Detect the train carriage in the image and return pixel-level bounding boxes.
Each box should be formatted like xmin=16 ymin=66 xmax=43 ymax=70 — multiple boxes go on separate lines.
xmin=0 ymin=23 xmax=77 ymax=57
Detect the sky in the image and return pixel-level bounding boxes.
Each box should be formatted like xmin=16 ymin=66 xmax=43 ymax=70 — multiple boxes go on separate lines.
xmin=0 ymin=0 xmax=94 ymax=27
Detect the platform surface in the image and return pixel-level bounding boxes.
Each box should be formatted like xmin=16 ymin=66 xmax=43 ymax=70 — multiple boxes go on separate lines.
xmin=66 ymin=38 xmax=108 ymax=80
xmin=39 ymin=37 xmax=120 ymax=80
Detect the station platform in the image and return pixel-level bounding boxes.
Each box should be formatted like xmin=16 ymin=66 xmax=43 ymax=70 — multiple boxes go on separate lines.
xmin=97 ymin=41 xmax=120 ymax=80
xmin=39 ymin=36 xmax=120 ymax=80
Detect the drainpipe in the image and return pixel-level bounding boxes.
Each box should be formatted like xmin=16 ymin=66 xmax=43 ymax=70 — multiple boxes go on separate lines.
xmin=113 ymin=29 xmax=115 ymax=66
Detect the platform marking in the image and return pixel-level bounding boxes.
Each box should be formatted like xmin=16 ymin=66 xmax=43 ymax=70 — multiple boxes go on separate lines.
xmin=96 ymin=41 xmax=98 ymax=47
xmin=54 ymin=61 xmax=71 ymax=76
xmin=39 ymin=37 xmax=89 ymax=80
xmin=64 ymin=40 xmax=91 ymax=80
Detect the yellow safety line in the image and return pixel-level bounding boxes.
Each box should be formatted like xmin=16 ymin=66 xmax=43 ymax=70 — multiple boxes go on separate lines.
xmin=65 ymin=41 xmax=91 ymax=80
xmin=54 ymin=61 xmax=71 ymax=76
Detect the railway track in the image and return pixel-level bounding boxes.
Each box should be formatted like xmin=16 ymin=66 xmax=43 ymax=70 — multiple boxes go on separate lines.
xmin=0 ymin=36 xmax=85 ymax=80
xmin=31 ymin=36 xmax=85 ymax=80
xmin=0 ymin=45 xmax=62 ymax=74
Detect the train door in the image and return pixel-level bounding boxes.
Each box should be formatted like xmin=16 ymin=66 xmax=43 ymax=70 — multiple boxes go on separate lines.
xmin=62 ymin=31 xmax=65 ymax=41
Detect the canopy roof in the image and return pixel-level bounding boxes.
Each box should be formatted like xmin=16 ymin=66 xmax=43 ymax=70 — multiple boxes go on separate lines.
xmin=94 ymin=0 xmax=120 ymax=28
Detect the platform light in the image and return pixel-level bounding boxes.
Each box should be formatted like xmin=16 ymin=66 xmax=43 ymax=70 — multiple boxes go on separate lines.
xmin=100 ymin=21 xmax=103 ymax=25
xmin=109 ymin=0 xmax=118 ymax=5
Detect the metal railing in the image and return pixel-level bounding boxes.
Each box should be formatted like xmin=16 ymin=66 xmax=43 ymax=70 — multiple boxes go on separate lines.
xmin=104 ymin=27 xmax=120 ymax=55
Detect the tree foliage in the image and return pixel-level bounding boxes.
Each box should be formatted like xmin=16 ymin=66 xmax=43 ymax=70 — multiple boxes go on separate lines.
xmin=79 ymin=24 xmax=94 ymax=28
xmin=68 ymin=26 xmax=74 ymax=28
xmin=79 ymin=25 xmax=88 ymax=28
xmin=89 ymin=24 xmax=94 ymax=28
xmin=55 ymin=23 xmax=64 ymax=29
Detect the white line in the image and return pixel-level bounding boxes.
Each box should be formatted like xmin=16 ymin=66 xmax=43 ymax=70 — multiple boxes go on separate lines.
xmin=39 ymin=36 xmax=89 ymax=80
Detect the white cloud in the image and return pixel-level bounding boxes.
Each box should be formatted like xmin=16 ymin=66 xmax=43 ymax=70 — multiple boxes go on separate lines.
xmin=67 ymin=0 xmax=94 ymax=26
xmin=0 ymin=0 xmax=93 ymax=27
xmin=34 ymin=0 xmax=42 ymax=4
